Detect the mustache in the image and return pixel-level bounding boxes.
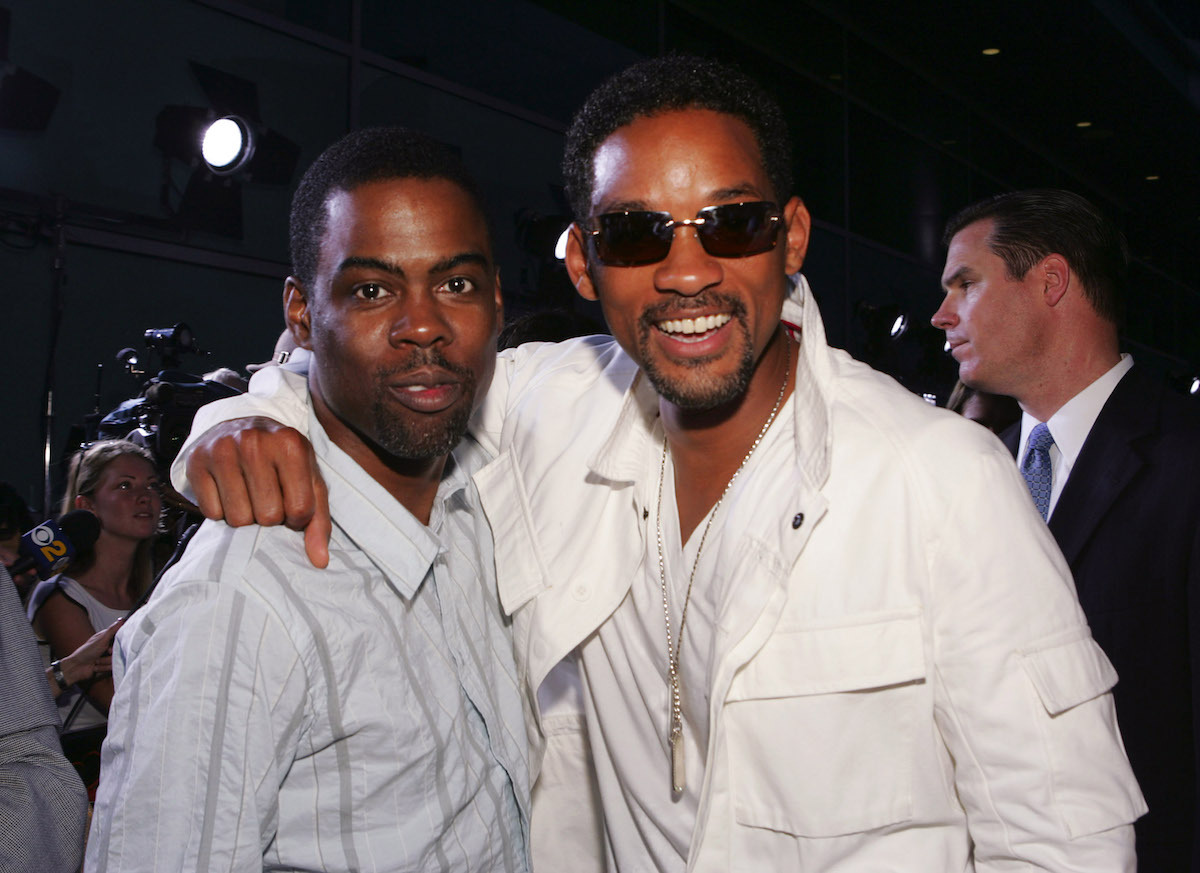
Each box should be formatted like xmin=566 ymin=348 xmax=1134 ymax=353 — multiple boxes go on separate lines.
xmin=374 ymin=349 xmax=474 ymax=382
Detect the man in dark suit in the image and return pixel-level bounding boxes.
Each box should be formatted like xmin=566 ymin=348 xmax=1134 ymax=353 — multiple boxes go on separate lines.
xmin=932 ymin=188 xmax=1200 ymax=871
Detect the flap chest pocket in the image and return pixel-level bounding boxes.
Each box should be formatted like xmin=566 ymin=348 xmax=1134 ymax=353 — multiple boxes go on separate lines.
xmin=728 ymin=610 xmax=926 ymax=701
xmin=726 ymin=611 xmax=927 ymax=838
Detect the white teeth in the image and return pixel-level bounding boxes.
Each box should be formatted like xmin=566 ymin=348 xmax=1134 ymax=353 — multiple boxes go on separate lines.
xmin=658 ymin=313 xmax=731 ymax=335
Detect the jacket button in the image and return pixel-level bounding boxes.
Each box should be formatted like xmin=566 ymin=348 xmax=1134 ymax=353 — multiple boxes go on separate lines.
xmin=792 ymin=513 xmax=805 ymax=529
xmin=573 ymin=584 xmax=589 ymax=601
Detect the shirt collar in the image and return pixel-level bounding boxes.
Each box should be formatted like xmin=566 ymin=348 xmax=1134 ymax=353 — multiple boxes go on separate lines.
xmin=308 ymin=406 xmax=469 ymax=598
xmin=1018 ymin=353 xmax=1133 ymax=472
xmin=586 ymin=273 xmax=835 ymax=491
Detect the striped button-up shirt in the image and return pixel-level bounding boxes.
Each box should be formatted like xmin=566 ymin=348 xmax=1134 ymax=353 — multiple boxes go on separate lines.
xmin=87 ymin=410 xmax=529 ymax=872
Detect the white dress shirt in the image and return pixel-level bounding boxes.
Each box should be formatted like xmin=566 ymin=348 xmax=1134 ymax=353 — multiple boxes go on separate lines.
xmin=1017 ymin=354 xmax=1133 ymax=519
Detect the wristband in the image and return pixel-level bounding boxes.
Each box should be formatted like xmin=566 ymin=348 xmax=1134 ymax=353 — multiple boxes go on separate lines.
xmin=50 ymin=659 xmax=70 ymax=692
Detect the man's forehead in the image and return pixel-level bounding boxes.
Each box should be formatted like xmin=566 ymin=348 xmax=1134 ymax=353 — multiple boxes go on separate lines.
xmin=589 ymin=109 xmax=769 ymax=211
xmin=942 ymin=220 xmax=994 ymax=283
xmin=319 ymin=177 xmax=492 ymax=266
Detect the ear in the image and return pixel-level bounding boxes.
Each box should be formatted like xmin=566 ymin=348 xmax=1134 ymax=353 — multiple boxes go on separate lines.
xmin=781 ymin=197 xmax=811 ymax=275
xmin=284 ymin=277 xmax=314 ymax=350
xmin=74 ymin=494 xmax=92 ymax=512
xmin=564 ymin=223 xmax=599 ymax=302
xmin=1041 ymin=254 xmax=1070 ymax=307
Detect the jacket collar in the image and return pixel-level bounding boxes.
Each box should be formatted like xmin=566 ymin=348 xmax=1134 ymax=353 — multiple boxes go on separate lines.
xmin=585 ymin=273 xmax=835 ymax=492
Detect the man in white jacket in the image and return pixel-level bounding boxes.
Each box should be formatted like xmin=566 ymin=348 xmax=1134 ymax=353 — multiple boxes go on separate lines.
xmin=177 ymin=56 xmax=1144 ymax=871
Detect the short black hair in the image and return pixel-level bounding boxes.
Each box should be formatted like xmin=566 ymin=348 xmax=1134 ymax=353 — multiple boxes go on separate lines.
xmin=943 ymin=189 xmax=1128 ymax=324
xmin=290 ymin=127 xmax=489 ymax=285
xmin=562 ymin=55 xmax=794 ymax=223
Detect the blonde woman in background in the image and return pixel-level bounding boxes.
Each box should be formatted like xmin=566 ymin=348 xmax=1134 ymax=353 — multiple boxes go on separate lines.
xmin=26 ymin=439 xmax=162 ymax=796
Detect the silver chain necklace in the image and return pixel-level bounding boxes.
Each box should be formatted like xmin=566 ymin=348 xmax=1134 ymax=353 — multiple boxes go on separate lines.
xmin=654 ymin=335 xmax=792 ymax=797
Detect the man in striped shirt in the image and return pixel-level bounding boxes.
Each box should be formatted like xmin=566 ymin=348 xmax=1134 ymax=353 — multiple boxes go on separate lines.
xmin=86 ymin=128 xmax=529 ymax=873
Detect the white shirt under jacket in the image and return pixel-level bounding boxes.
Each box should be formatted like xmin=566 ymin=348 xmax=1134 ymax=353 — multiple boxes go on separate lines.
xmin=176 ymin=275 xmax=1145 ymax=872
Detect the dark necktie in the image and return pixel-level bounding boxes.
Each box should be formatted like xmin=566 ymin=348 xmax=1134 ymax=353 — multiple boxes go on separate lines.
xmin=1021 ymin=422 xmax=1055 ymax=520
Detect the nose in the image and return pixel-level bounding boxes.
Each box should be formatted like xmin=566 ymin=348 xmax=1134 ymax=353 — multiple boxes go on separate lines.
xmin=653 ymin=226 xmax=723 ymax=297
xmin=930 ymin=297 xmax=957 ymax=330
xmin=390 ymin=293 xmax=451 ymax=347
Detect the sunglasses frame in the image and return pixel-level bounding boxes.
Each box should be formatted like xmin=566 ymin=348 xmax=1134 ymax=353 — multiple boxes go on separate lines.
xmin=585 ymin=200 xmax=783 ymax=267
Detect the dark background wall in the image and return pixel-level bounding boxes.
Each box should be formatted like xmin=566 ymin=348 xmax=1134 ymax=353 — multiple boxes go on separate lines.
xmin=3 ymin=0 xmax=1199 ymax=514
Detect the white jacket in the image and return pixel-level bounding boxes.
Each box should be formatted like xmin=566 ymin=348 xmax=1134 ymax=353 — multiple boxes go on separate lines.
xmin=178 ymin=277 xmax=1144 ymax=872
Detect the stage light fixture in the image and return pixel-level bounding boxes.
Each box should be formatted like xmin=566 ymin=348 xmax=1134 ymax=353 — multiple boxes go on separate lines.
xmin=1190 ymin=376 xmax=1199 ymax=396
xmin=201 ymin=116 xmax=253 ymax=174
xmin=890 ymin=314 xmax=909 ymax=339
xmin=0 ymin=9 xmax=59 ymax=131
xmin=154 ymin=61 xmax=298 ymax=238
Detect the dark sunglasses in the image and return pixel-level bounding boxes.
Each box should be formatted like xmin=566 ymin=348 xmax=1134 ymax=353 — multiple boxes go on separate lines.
xmin=586 ymin=201 xmax=783 ymax=267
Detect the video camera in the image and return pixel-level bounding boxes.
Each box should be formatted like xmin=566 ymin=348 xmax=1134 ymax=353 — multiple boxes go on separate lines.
xmin=96 ymin=322 xmax=240 ymax=474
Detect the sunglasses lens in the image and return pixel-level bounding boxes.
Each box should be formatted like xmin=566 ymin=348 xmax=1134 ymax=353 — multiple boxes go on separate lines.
xmin=592 ymin=212 xmax=672 ymax=266
xmin=699 ymin=202 xmax=781 ymax=257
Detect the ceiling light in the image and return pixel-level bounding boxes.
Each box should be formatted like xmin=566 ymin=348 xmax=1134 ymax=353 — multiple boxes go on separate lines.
xmin=1190 ymin=377 xmax=1199 ymax=396
xmin=1076 ymin=121 xmax=1092 ymax=128
xmin=981 ymin=48 xmax=1000 ymax=56
xmin=1146 ymin=175 xmax=1160 ymax=181
xmin=890 ymin=314 xmax=909 ymax=339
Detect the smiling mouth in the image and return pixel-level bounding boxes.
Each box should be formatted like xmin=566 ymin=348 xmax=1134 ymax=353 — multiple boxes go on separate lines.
xmin=655 ymin=313 xmax=734 ymax=345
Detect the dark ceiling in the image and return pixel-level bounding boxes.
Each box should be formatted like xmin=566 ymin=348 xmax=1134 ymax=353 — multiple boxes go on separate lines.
xmin=821 ymin=0 xmax=1200 ymax=278
xmin=539 ymin=0 xmax=1200 ymax=371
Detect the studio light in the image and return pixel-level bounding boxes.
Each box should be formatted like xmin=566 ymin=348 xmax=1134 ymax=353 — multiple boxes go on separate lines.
xmin=0 ymin=9 xmax=59 ymax=131
xmin=890 ymin=314 xmax=909 ymax=339
xmin=1190 ymin=376 xmax=1199 ymax=396
xmin=201 ymin=116 xmax=253 ymax=174
xmin=154 ymin=61 xmax=298 ymax=238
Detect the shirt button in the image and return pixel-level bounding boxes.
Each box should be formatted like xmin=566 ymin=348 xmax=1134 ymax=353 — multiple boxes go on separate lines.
xmin=573 ymin=584 xmax=590 ymax=601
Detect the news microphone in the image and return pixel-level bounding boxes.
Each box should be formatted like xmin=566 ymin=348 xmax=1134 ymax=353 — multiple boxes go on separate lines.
xmin=7 ymin=510 xmax=102 ymax=580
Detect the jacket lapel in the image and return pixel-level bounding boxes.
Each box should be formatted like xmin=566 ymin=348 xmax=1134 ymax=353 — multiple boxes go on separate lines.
xmin=1048 ymin=367 xmax=1157 ymax=568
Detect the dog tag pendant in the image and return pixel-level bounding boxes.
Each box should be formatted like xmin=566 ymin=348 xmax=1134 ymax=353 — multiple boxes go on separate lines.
xmin=670 ymin=730 xmax=685 ymax=795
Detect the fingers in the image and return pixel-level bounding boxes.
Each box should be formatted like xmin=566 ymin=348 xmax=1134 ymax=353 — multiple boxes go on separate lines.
xmin=179 ymin=415 xmax=332 ymax=569
xmin=187 ymin=417 xmax=317 ymax=529
xmin=303 ymin=471 xmax=331 ymax=569
xmin=188 ymin=420 xmax=255 ymax=523
xmin=276 ymin=430 xmax=320 ymax=531
xmin=79 ymin=618 xmax=123 ymax=658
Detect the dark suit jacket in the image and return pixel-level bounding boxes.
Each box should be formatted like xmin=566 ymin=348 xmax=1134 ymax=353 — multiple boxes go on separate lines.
xmin=1003 ymin=364 xmax=1200 ymax=872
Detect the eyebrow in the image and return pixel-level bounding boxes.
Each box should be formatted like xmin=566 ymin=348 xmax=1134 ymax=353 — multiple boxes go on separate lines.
xmin=595 ymin=183 xmax=771 ymax=216
xmin=942 ymin=265 xmax=976 ymax=289
xmin=334 ymin=252 xmax=491 ymax=280
xmin=429 ymin=251 xmax=492 ymax=274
